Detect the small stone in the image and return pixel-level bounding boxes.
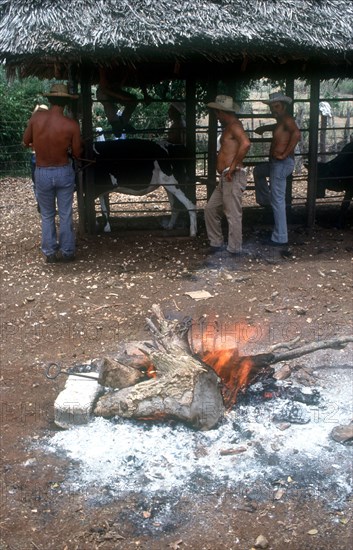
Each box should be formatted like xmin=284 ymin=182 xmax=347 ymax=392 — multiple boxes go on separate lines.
xmin=273 ymin=488 xmax=285 ymax=500
xmin=273 ymin=365 xmax=292 ymax=380
xmin=254 ymin=534 xmax=269 ymax=548
xmin=293 ymin=305 xmax=307 ymax=315
xmin=330 ymin=424 xmax=353 ymax=445
xmin=273 ymin=402 xmax=310 ymax=424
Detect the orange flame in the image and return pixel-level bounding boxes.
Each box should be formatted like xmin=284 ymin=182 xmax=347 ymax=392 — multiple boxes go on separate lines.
xmin=146 ymin=361 xmax=157 ymax=379
xmin=201 ymin=348 xmax=256 ymax=408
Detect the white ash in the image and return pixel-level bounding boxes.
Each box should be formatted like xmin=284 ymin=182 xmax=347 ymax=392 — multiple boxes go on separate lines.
xmin=42 ymin=360 xmax=352 ymax=506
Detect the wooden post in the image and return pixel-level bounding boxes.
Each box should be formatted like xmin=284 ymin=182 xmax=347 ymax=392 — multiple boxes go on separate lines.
xmin=306 ymin=75 xmax=320 ymax=229
xmin=68 ymin=64 xmax=85 ymax=235
xmin=285 ymin=78 xmax=295 ymax=212
xmin=319 ymin=114 xmax=328 ymax=161
xmin=207 ymin=79 xmax=218 ymax=200
xmin=80 ymin=64 xmax=96 ymax=234
xmin=344 ymin=107 xmax=351 ymax=143
xmin=185 ymin=78 xmax=197 ymax=206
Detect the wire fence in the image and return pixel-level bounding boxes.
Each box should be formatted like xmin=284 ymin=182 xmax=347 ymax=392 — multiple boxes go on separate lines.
xmin=1 ymin=97 xmax=352 ymax=222
xmin=0 ymin=119 xmax=32 ymax=178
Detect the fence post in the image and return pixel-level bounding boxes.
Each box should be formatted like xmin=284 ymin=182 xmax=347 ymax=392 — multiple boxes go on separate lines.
xmin=80 ymin=64 xmax=96 ymax=235
xmin=306 ymin=75 xmax=320 ymax=229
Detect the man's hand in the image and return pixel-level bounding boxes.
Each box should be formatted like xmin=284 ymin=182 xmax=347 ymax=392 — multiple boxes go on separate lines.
xmin=225 ymin=169 xmax=235 ymax=182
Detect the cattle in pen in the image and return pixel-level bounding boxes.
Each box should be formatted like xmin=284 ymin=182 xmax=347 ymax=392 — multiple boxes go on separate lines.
xmin=92 ymin=138 xmax=197 ymax=236
xmin=310 ymin=141 xmax=353 ymax=227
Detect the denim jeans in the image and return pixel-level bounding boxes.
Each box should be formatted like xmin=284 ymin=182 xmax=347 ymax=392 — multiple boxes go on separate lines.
xmin=254 ymin=157 xmax=294 ymax=243
xmin=35 ymin=164 xmax=76 ymax=257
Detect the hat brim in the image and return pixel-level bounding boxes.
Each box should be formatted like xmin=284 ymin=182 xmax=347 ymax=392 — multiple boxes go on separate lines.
xmin=43 ymin=92 xmax=79 ymax=99
xmin=263 ymin=96 xmax=292 ymax=105
xmin=207 ymin=102 xmax=240 ymax=113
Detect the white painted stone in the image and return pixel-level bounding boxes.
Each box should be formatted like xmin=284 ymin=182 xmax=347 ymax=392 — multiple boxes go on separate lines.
xmin=54 ymin=373 xmax=104 ymax=429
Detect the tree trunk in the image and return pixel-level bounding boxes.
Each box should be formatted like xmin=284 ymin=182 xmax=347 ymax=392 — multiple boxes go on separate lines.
xmin=94 ymin=305 xmax=225 ymax=430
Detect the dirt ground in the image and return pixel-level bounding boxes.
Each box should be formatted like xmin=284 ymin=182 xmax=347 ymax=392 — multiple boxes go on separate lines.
xmin=0 ymin=177 xmax=352 ymax=550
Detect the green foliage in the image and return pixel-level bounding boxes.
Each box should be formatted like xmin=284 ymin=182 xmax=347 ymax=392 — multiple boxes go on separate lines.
xmin=0 ymin=66 xmax=48 ymax=176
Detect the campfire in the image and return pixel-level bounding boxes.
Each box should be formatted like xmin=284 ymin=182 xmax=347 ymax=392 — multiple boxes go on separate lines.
xmin=46 ymin=306 xmax=353 ymax=511
xmin=52 ymin=304 xmax=353 ymax=433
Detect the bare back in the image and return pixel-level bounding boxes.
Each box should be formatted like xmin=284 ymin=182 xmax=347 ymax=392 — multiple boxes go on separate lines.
xmin=23 ymin=107 xmax=81 ymax=166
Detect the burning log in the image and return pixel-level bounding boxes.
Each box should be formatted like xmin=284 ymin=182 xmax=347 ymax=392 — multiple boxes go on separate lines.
xmin=94 ymin=305 xmax=225 ymax=430
xmin=199 ymin=335 xmax=353 ymax=408
xmin=95 ymin=301 xmax=352 ymax=426
xmin=86 ymin=302 xmax=353 ymax=430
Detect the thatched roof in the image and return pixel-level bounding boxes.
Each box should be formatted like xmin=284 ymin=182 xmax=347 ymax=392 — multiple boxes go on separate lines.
xmin=1 ymin=0 xmax=353 ymax=79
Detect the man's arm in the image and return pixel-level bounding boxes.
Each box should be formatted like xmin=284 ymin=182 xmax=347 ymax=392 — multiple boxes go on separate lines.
xmin=255 ymin=123 xmax=276 ymax=135
xmin=228 ymin=126 xmax=251 ymax=175
xmin=275 ymin=118 xmax=301 ymax=160
xmin=22 ymin=119 xmax=33 ymax=148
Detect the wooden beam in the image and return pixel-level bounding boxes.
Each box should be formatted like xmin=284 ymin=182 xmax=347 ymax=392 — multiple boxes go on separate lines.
xmin=306 ymin=75 xmax=320 ymax=229
xmin=80 ymin=64 xmax=96 ymax=235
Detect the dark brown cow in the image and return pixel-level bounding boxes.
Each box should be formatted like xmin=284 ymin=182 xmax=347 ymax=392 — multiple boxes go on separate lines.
xmin=316 ymin=141 xmax=353 ymax=226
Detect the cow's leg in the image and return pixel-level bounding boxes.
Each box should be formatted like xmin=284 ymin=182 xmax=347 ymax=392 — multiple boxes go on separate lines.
xmin=165 ymin=189 xmax=179 ymax=229
xmin=165 ymin=183 xmax=197 ymax=237
xmin=99 ymin=193 xmax=112 ymax=233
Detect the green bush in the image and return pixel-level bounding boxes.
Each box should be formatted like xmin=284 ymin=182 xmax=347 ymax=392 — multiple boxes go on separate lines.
xmin=0 ymin=67 xmax=47 ymax=177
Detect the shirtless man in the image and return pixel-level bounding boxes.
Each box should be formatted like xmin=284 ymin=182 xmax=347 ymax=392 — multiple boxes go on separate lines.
xmin=204 ymin=95 xmax=251 ymax=257
xmin=22 ymin=83 xmax=82 ymax=263
xmin=254 ymin=92 xmax=301 ymax=246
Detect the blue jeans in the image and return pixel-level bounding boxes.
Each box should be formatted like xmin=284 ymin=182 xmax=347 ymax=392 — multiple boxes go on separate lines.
xmin=254 ymin=157 xmax=294 ymax=243
xmin=35 ymin=164 xmax=76 ymax=257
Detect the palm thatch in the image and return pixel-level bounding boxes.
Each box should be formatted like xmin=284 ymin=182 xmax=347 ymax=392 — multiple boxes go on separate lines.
xmin=0 ymin=0 xmax=352 ymax=78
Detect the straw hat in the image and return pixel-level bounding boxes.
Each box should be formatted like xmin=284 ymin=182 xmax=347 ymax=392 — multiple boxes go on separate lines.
xmin=263 ymin=92 xmax=292 ymax=105
xmin=206 ymin=95 xmax=240 ymax=113
xmin=43 ymin=83 xmax=79 ymax=99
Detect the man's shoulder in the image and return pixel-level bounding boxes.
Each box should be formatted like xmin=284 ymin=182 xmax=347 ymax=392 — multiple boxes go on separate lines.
xmin=63 ymin=115 xmax=80 ymax=129
xmin=283 ymin=114 xmax=299 ymax=129
xmin=226 ymin=118 xmax=243 ymax=129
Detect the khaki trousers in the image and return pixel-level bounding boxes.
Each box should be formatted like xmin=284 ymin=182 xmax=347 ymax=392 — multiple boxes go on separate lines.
xmin=204 ymin=169 xmax=245 ymax=253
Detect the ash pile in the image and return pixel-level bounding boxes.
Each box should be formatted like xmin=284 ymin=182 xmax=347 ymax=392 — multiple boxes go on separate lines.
xmin=41 ymin=306 xmax=353 ymax=511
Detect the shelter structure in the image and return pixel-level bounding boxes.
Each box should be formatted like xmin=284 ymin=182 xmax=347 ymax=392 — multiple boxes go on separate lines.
xmin=1 ymin=0 xmax=352 ymax=233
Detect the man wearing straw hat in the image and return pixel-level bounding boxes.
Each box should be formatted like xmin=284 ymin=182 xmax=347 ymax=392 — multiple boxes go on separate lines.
xmin=23 ymin=83 xmax=82 ymax=263
xmin=204 ymin=95 xmax=251 ymax=261
xmin=253 ymin=91 xmax=300 ymax=247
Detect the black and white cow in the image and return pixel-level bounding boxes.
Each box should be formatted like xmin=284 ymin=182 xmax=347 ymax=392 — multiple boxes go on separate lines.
xmin=92 ymin=138 xmax=197 ymax=236
xmin=314 ymin=141 xmax=353 ymax=226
